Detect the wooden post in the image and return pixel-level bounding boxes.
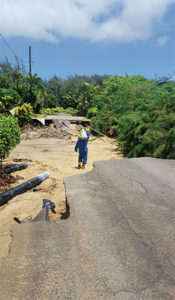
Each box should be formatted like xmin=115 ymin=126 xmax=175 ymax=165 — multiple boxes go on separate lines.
xmin=29 ymin=46 xmax=32 ymax=74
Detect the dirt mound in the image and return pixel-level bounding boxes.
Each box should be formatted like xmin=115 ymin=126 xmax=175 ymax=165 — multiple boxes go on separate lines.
xmin=0 ymin=167 xmax=17 ymax=193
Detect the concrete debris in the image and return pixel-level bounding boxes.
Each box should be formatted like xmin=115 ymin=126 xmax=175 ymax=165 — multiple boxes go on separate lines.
xmin=21 ymin=121 xmax=83 ymax=140
xmin=53 ymin=120 xmax=62 ymax=130
xmin=32 ymin=115 xmax=91 ymax=126
xmin=62 ymin=120 xmax=70 ymax=127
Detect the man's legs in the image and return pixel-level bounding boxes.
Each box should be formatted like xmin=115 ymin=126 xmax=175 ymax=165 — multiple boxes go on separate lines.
xmin=78 ymin=156 xmax=83 ymax=168
xmin=82 ymin=152 xmax=87 ymax=169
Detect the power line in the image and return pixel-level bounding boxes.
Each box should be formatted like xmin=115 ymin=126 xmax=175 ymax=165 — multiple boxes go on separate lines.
xmin=0 ymin=32 xmax=28 ymax=66
xmin=0 ymin=32 xmax=29 ymax=75
xmin=0 ymin=32 xmax=18 ymax=59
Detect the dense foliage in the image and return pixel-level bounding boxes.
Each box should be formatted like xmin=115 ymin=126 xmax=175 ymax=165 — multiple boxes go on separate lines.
xmin=0 ymin=115 xmax=21 ymax=160
xmin=41 ymin=107 xmax=78 ymax=116
xmin=0 ymin=57 xmax=105 ymax=115
xmin=14 ymin=103 xmax=33 ymax=126
xmin=91 ymin=75 xmax=175 ymax=158
xmin=0 ymin=56 xmax=175 ymax=159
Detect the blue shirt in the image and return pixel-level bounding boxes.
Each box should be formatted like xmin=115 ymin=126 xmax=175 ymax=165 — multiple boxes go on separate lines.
xmin=75 ymin=131 xmax=90 ymax=154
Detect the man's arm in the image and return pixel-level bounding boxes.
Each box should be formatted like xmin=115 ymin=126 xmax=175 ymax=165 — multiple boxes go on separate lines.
xmin=86 ymin=131 xmax=90 ymax=141
xmin=75 ymin=139 xmax=80 ymax=152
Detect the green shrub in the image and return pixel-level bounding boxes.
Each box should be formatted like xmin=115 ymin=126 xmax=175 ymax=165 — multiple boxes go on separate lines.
xmin=44 ymin=94 xmax=58 ymax=108
xmin=0 ymin=88 xmax=21 ymax=113
xmin=66 ymin=107 xmax=78 ymax=115
xmin=87 ymin=107 xmax=98 ymax=119
xmin=14 ymin=103 xmax=33 ymax=126
xmin=15 ymin=103 xmax=33 ymax=116
xmin=41 ymin=107 xmax=58 ymax=115
xmin=0 ymin=115 xmax=21 ymax=160
xmin=41 ymin=107 xmax=78 ymax=116
xmin=162 ymin=128 xmax=175 ymax=159
xmin=91 ymin=75 xmax=175 ymax=158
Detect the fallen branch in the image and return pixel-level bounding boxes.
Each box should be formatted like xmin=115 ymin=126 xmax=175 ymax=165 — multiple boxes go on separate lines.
xmin=0 ymin=172 xmax=49 ymax=206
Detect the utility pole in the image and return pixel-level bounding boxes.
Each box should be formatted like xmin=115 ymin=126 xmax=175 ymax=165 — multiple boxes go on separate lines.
xmin=29 ymin=46 xmax=32 ymax=102
xmin=29 ymin=45 xmax=32 ymax=74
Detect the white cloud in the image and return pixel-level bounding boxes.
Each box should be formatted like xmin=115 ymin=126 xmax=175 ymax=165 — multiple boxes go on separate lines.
xmin=0 ymin=0 xmax=175 ymax=43
xmin=157 ymin=36 xmax=169 ymax=46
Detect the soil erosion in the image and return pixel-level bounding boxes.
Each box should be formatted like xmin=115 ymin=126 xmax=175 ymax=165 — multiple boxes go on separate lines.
xmin=0 ymin=130 xmax=122 ymax=266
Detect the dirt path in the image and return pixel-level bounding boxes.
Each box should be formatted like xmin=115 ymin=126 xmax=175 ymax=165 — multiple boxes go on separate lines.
xmin=0 ymin=133 xmax=122 ymax=266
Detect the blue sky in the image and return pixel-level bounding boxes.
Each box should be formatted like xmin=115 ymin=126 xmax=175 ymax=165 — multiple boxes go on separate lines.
xmin=0 ymin=0 xmax=175 ymax=80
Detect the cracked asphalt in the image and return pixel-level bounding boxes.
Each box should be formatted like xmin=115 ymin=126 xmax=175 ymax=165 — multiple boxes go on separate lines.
xmin=0 ymin=157 xmax=175 ymax=299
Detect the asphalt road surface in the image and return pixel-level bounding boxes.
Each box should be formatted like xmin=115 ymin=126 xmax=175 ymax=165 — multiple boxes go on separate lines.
xmin=0 ymin=157 xmax=175 ymax=300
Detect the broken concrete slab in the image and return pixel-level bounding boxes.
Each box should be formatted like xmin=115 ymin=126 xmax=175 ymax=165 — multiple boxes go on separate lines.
xmin=53 ymin=120 xmax=62 ymax=130
xmin=32 ymin=114 xmax=91 ymax=127
xmin=62 ymin=120 xmax=71 ymax=127
xmin=33 ymin=207 xmax=49 ymax=222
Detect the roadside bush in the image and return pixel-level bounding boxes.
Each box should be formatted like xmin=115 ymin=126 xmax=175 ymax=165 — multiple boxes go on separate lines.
xmin=91 ymin=75 xmax=175 ymax=158
xmin=0 ymin=88 xmax=22 ymax=113
xmin=15 ymin=103 xmax=33 ymax=116
xmin=15 ymin=103 xmax=33 ymax=126
xmin=41 ymin=107 xmax=78 ymax=116
xmin=0 ymin=115 xmax=21 ymax=160
xmin=162 ymin=128 xmax=175 ymax=159
xmin=41 ymin=107 xmax=61 ymax=115
xmin=66 ymin=107 xmax=78 ymax=114
xmin=44 ymin=94 xmax=59 ymax=108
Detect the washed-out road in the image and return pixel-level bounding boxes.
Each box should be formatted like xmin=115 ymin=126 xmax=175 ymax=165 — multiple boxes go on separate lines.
xmin=0 ymin=157 xmax=175 ymax=299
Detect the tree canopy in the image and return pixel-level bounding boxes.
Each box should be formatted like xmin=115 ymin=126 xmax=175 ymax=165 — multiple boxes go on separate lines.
xmin=0 ymin=56 xmax=174 ymax=159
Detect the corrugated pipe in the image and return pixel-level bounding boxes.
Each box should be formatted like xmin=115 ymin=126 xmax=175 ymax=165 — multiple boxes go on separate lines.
xmin=4 ymin=163 xmax=28 ymax=174
xmin=0 ymin=172 xmax=49 ymax=206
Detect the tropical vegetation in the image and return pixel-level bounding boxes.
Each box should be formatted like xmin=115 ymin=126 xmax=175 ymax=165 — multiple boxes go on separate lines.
xmin=0 ymin=56 xmax=175 ymax=160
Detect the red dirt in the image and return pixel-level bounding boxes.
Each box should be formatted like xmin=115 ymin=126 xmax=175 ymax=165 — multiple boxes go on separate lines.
xmin=0 ymin=167 xmax=17 ymax=193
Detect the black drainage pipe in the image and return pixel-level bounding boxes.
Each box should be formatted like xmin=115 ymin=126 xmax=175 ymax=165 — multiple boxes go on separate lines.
xmin=0 ymin=172 xmax=49 ymax=207
xmin=4 ymin=163 xmax=28 ymax=174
